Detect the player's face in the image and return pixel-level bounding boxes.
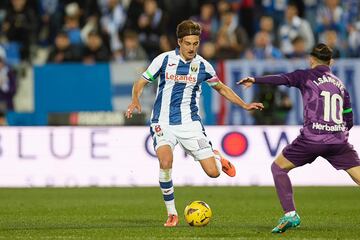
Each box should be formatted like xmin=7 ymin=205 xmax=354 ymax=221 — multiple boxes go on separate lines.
xmin=178 ymin=35 xmax=200 ymax=61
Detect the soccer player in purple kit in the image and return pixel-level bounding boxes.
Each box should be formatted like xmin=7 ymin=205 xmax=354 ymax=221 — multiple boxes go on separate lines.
xmin=238 ymin=43 xmax=360 ymax=233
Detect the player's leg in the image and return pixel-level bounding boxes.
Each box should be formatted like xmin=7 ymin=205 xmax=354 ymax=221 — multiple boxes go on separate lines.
xmin=151 ymin=124 xmax=179 ymax=227
xmin=156 ymin=145 xmax=179 ymax=227
xmin=346 ymin=166 xmax=360 ymax=185
xmin=198 ymin=156 xmax=220 ymax=178
xmin=271 ymin=153 xmax=301 ymax=233
xmin=198 ymin=151 xmax=236 ymax=177
xmin=324 ymin=143 xmax=360 ymax=186
xmin=177 ymin=121 xmax=235 ymax=178
xmin=213 ymin=149 xmax=236 ymax=177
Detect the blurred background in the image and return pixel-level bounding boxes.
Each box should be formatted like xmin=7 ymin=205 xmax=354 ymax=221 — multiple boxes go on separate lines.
xmin=0 ymin=0 xmax=359 ymax=187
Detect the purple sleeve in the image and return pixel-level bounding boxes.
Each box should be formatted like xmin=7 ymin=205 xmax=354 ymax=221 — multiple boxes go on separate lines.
xmin=343 ymin=89 xmax=353 ymax=130
xmin=255 ymin=70 xmax=306 ymax=88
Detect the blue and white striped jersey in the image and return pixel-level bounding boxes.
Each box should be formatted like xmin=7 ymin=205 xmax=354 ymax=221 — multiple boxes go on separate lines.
xmin=142 ymin=48 xmax=219 ymax=125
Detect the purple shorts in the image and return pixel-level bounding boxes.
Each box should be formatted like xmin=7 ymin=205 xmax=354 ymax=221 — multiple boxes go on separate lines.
xmin=282 ymin=137 xmax=360 ymax=170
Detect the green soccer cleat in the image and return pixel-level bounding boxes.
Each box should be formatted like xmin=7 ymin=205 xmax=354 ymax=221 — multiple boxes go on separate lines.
xmin=271 ymin=213 xmax=301 ymax=233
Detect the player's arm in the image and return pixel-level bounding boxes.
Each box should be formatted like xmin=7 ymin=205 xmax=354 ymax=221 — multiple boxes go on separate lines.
xmin=212 ymin=81 xmax=264 ymax=111
xmin=343 ymin=89 xmax=353 ymax=130
xmin=126 ymin=78 xmax=149 ymax=119
xmin=126 ymin=52 xmax=165 ymax=118
xmin=237 ymin=70 xmax=306 ymax=89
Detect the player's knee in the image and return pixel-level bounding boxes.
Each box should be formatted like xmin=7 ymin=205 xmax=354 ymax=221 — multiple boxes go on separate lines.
xmin=354 ymin=177 xmax=360 ymax=186
xmin=159 ymin=157 xmax=172 ymax=169
xmin=271 ymin=162 xmax=288 ymax=175
xmin=206 ymin=169 xmax=220 ymax=178
xmin=271 ymin=162 xmax=279 ymax=175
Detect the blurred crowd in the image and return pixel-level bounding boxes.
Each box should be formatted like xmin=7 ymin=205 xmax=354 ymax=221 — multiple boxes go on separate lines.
xmin=0 ymin=0 xmax=359 ymax=65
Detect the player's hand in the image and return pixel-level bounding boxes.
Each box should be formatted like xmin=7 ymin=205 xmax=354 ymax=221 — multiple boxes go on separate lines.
xmin=236 ymin=77 xmax=255 ymax=89
xmin=125 ymin=101 xmax=142 ymax=119
xmin=243 ymin=102 xmax=264 ymax=111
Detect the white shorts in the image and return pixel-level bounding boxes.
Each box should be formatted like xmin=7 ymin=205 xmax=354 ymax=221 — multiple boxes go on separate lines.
xmin=150 ymin=121 xmax=214 ymax=161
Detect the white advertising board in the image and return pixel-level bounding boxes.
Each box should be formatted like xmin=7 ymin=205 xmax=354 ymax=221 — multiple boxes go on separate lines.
xmin=0 ymin=126 xmax=358 ymax=187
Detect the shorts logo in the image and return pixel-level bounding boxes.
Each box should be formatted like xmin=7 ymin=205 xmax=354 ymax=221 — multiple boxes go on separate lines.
xmin=197 ymin=138 xmax=209 ymax=149
xmin=154 ymin=125 xmax=163 ymax=137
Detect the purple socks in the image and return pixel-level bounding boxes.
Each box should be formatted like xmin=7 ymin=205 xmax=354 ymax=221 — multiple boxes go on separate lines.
xmin=271 ymin=162 xmax=296 ymax=213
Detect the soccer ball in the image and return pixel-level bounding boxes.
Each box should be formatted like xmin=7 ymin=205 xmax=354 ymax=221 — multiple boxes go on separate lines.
xmin=184 ymin=200 xmax=212 ymax=227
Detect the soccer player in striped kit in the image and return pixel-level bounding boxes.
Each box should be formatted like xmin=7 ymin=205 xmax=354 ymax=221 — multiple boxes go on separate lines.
xmin=238 ymin=43 xmax=360 ymax=233
xmin=126 ymin=20 xmax=264 ymax=227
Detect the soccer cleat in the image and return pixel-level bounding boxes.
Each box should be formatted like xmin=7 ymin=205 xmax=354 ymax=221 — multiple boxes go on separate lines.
xmin=164 ymin=214 xmax=179 ymax=227
xmin=271 ymin=213 xmax=301 ymax=233
xmin=213 ymin=150 xmax=236 ymax=177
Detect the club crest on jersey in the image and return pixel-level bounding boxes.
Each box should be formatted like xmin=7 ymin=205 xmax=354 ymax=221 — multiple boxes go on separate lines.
xmin=190 ymin=64 xmax=199 ymax=73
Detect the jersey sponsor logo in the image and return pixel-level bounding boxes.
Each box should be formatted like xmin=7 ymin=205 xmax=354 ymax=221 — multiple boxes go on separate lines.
xmin=168 ymin=63 xmax=176 ymax=67
xmin=165 ymin=72 xmax=197 ymax=84
xmin=312 ymin=122 xmax=346 ymax=132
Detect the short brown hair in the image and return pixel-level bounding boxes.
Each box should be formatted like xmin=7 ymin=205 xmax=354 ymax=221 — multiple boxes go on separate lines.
xmin=310 ymin=43 xmax=333 ymax=64
xmin=176 ymin=20 xmax=201 ymax=39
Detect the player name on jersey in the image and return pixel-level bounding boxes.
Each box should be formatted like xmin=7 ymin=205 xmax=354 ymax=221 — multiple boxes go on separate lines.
xmin=313 ymin=75 xmax=345 ymax=90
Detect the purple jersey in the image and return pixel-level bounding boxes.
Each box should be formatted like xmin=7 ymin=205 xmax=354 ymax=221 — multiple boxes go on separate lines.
xmin=255 ymin=65 xmax=353 ymax=144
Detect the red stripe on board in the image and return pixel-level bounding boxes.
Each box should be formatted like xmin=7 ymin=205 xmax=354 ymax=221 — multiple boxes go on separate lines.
xmin=217 ymin=60 xmax=226 ymax=125
xmin=69 ymin=113 xmax=78 ymax=125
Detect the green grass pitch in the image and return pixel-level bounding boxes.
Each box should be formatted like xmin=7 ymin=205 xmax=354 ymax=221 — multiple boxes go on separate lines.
xmin=0 ymin=187 xmax=359 ymax=239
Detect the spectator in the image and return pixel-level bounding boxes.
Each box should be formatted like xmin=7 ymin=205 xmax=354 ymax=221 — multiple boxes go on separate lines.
xmin=63 ymin=2 xmax=82 ymax=45
xmin=2 ymin=0 xmax=38 ymax=60
xmin=278 ymin=3 xmax=314 ymax=56
xmin=341 ymin=0 xmax=359 ymax=31
xmin=316 ymin=0 xmax=346 ymax=42
xmin=47 ymin=31 xmax=81 ymax=63
xmin=125 ymin=0 xmax=145 ymax=30
xmin=191 ymin=2 xmax=219 ymax=43
xmin=286 ymin=36 xmax=307 ymax=59
xmin=0 ymin=46 xmax=16 ymax=113
xmin=215 ymin=9 xmax=249 ymax=59
xmin=201 ymin=41 xmax=216 ymax=61
xmin=37 ymin=0 xmax=62 ymax=45
xmin=100 ymin=0 xmax=127 ymax=56
xmin=159 ymin=35 xmax=174 ymax=53
xmin=137 ymin=0 xmax=167 ymax=60
xmin=259 ymin=15 xmax=276 ymax=43
xmin=0 ymin=0 xmax=8 ymax=19
xmin=82 ymin=31 xmax=110 ymax=64
xmin=122 ymin=30 xmax=147 ymax=61
xmin=348 ymin=21 xmax=360 ymax=57
xmin=245 ymin=31 xmax=282 ymax=59
xmin=216 ymin=0 xmax=232 ymax=19
xmin=323 ymin=30 xmax=342 ymax=58
xmin=238 ymin=0 xmax=256 ymax=39
xmin=259 ymin=0 xmax=287 ymax=32
xmin=304 ymin=0 xmax=321 ymax=30
xmin=160 ymin=0 xmax=198 ymax=35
